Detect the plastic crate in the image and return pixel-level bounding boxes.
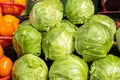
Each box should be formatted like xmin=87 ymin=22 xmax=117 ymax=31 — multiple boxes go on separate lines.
xmin=99 ymin=0 xmax=120 ymax=12
xmin=0 ymin=36 xmax=19 ymax=60
xmin=0 ymin=37 xmax=12 ymax=48
xmin=98 ymin=0 xmax=120 ymax=28
xmin=0 ymin=37 xmax=17 ymax=80
xmin=101 ymin=0 xmax=120 ymax=11
xmin=0 ymin=2 xmax=25 ymax=16
xmin=0 ymin=75 xmax=11 ymax=80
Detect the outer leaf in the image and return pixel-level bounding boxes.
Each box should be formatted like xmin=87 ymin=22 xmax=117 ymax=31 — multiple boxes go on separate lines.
xmin=65 ymin=0 xmax=94 ymax=24
xmin=116 ymin=28 xmax=120 ymax=52
xmin=12 ymin=54 xmax=48 ymax=80
xmin=49 ymin=55 xmax=89 ymax=80
xmin=88 ymin=14 xmax=116 ymax=36
xmin=42 ymin=20 xmax=77 ymax=60
xmin=75 ymin=23 xmax=113 ymax=62
xmin=13 ymin=26 xmax=42 ymax=56
xmin=29 ymin=0 xmax=64 ymax=32
xmin=18 ymin=20 xmax=31 ymax=27
xmin=90 ymin=54 xmax=120 ymax=80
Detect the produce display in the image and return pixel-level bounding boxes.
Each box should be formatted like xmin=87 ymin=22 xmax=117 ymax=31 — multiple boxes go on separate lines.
xmin=0 ymin=6 xmax=20 ymax=48
xmin=0 ymin=0 xmax=120 ymax=80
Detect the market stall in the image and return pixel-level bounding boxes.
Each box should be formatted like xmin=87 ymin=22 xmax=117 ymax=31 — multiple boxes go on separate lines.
xmin=0 ymin=0 xmax=120 ymax=80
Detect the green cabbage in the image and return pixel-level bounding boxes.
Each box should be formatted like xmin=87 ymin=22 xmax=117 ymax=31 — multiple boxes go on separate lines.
xmin=13 ymin=25 xmax=42 ymax=56
xmin=42 ymin=20 xmax=77 ymax=60
xmin=12 ymin=54 xmax=48 ymax=80
xmin=18 ymin=20 xmax=31 ymax=27
xmin=75 ymin=22 xmax=114 ymax=62
xmin=65 ymin=0 xmax=94 ymax=24
xmin=90 ymin=54 xmax=120 ymax=80
xmin=88 ymin=14 xmax=116 ymax=36
xmin=29 ymin=0 xmax=64 ymax=32
xmin=116 ymin=28 xmax=120 ymax=52
xmin=49 ymin=55 xmax=89 ymax=80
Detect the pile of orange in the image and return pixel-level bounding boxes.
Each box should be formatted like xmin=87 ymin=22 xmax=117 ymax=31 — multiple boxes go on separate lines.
xmin=0 ymin=45 xmax=13 ymax=78
xmin=0 ymin=6 xmax=20 ymax=48
xmin=0 ymin=0 xmax=26 ymax=79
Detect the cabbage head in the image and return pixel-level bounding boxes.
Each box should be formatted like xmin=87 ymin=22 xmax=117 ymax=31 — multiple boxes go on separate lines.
xmin=13 ymin=25 xmax=42 ymax=56
xmin=65 ymin=0 xmax=94 ymax=24
xmin=12 ymin=54 xmax=48 ymax=80
xmin=90 ymin=54 xmax=120 ymax=80
xmin=116 ymin=28 xmax=120 ymax=52
xmin=49 ymin=55 xmax=89 ymax=80
xmin=42 ymin=20 xmax=77 ymax=60
xmin=29 ymin=0 xmax=64 ymax=32
xmin=88 ymin=14 xmax=116 ymax=36
xmin=19 ymin=20 xmax=31 ymax=27
xmin=75 ymin=23 xmax=114 ymax=62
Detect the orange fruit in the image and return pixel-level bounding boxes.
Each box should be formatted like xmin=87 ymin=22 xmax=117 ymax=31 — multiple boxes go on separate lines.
xmin=0 ymin=22 xmax=15 ymax=37
xmin=0 ymin=7 xmax=20 ymax=37
xmin=3 ymin=14 xmax=20 ymax=30
xmin=0 ymin=15 xmax=20 ymax=37
xmin=0 ymin=55 xmax=13 ymax=77
xmin=0 ymin=44 xmax=4 ymax=58
xmin=0 ymin=7 xmax=3 ymax=23
xmin=14 ymin=0 xmax=26 ymax=7
xmin=3 ymin=14 xmax=20 ymax=28
xmin=0 ymin=0 xmax=10 ymax=2
xmin=4 ymin=0 xmax=11 ymax=2
xmin=3 ymin=15 xmax=20 ymax=23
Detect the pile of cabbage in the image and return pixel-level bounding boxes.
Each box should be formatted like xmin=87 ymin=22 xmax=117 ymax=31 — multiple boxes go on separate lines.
xmin=11 ymin=0 xmax=120 ymax=80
